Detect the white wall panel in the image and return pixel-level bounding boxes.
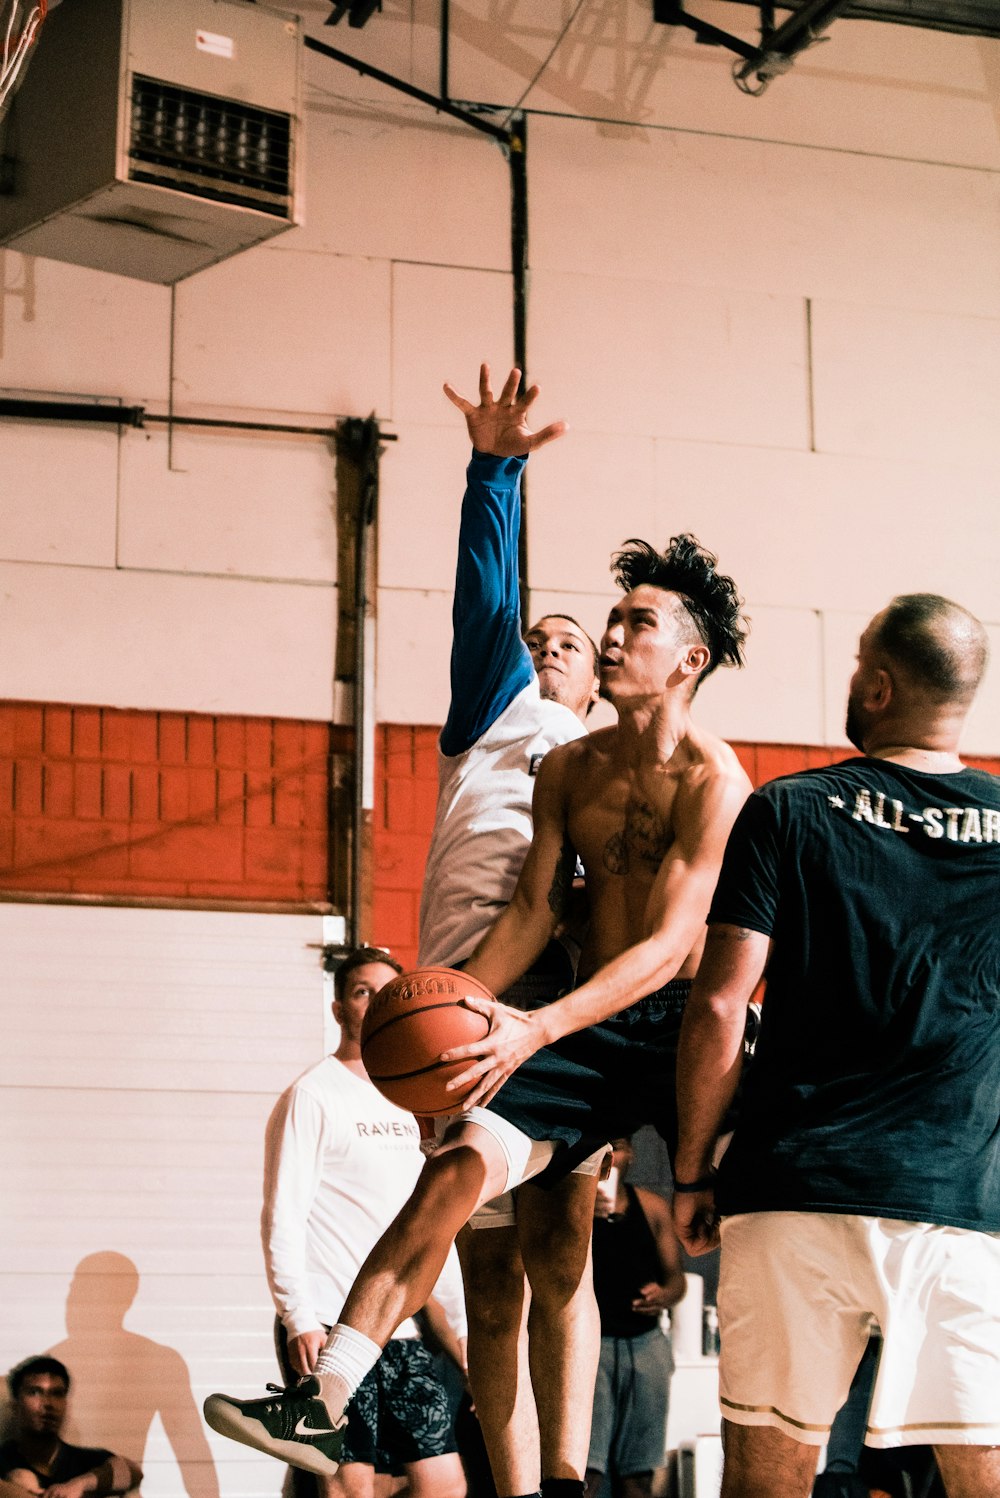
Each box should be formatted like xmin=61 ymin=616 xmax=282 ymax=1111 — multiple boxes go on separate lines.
xmin=172 ymin=246 xmax=392 ymax=418
xmin=686 ymin=604 xmax=825 ymax=745
xmin=525 ymin=429 xmax=658 ymax=595
xmin=0 ymin=905 xmax=327 ymax=1498
xmin=375 ymin=586 xmax=451 ymax=725
xmin=118 ymin=428 xmax=337 ymax=582
xmin=378 ymin=421 xmax=474 ymax=591
xmin=651 ymin=440 xmax=1000 ymax=620
xmin=528 ymin=117 xmax=1000 ymax=320
xmin=389 ymin=263 xmax=514 ymax=424
xmin=529 ymin=268 xmax=809 ymax=448
xmin=0 ymin=253 xmax=170 ymax=399
xmin=0 ymin=563 xmax=337 ymax=719
xmin=0 ymin=423 xmax=119 ymax=566
xmin=281 ymin=86 xmax=510 ymax=269
xmin=811 ymin=299 xmax=1000 ymax=465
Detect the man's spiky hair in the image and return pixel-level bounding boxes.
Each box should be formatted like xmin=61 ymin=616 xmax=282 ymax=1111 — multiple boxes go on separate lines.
xmin=610 ymin=535 xmax=748 ymax=682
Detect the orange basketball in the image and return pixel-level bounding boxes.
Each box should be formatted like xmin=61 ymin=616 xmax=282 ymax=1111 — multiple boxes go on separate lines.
xmin=360 ymin=966 xmax=494 ymax=1116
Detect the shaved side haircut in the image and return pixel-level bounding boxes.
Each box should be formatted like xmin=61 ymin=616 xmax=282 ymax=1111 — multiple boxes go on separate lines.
xmin=611 ymin=535 xmax=749 ymax=686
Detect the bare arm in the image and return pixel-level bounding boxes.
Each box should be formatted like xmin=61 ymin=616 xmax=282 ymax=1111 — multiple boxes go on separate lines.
xmin=45 ymin=1455 xmax=143 ymax=1498
xmin=449 ymin=762 xmax=750 ymax=1107
xmin=630 ymin=1187 xmax=687 ymax=1315
xmin=463 ymin=744 xmax=578 ymax=999
xmin=420 ymin=1294 xmax=468 ymax=1375
xmin=671 ymin=923 xmax=770 ymax=1256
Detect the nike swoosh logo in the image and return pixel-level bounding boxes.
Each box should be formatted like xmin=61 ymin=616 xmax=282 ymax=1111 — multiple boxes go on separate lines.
xmin=294 ymin=1416 xmax=339 ymax=1437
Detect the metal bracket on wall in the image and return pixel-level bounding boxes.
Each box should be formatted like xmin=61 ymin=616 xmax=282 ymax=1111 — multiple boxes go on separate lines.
xmin=653 ymin=0 xmax=852 ymax=93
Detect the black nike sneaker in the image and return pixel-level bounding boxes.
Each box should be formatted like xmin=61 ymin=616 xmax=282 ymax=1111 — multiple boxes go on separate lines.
xmin=203 ymin=1379 xmax=347 ymax=1476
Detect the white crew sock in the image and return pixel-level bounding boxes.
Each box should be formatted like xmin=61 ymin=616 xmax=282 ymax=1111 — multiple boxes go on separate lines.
xmin=313 ymin=1324 xmax=382 ymax=1416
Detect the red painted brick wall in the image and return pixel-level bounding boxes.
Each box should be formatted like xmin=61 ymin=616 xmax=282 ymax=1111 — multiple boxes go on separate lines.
xmin=5 ymin=706 xmax=997 ymax=967
xmin=371 ymin=731 xmax=1000 ymax=969
xmin=0 ymin=702 xmax=337 ymax=903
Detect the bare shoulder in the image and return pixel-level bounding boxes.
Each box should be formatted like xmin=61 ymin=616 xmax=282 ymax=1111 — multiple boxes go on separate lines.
xmin=680 ymin=725 xmax=752 ymax=795
xmin=555 ymin=723 xmax=616 ymax=773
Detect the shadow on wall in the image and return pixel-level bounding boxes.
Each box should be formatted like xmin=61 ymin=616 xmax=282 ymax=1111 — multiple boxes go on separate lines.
xmin=46 ymin=1253 xmax=220 ymax=1498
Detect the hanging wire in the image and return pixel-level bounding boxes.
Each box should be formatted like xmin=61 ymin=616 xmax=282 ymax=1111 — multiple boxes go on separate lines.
xmin=502 ymin=0 xmax=588 ymax=126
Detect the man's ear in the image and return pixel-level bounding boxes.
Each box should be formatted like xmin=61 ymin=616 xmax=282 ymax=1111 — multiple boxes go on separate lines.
xmin=682 ymin=643 xmax=711 ymax=680
xmin=870 ymin=667 xmax=893 ymax=710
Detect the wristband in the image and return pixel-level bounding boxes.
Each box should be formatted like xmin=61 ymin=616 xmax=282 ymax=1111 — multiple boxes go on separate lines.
xmin=672 ymin=1172 xmax=716 ymax=1193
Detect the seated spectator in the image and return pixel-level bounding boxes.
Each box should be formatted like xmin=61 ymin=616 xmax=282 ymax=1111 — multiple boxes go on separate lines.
xmin=1 ymin=1358 xmax=142 ymax=1498
xmin=585 ymin=1139 xmax=687 ymax=1498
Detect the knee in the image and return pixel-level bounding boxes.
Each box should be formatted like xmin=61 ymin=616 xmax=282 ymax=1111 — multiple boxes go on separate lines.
xmin=466 ymin=1280 xmax=525 ymax=1341
xmin=526 ymin=1249 xmax=593 ymax=1309
xmin=407 ymin=1457 xmax=466 ymax=1498
xmin=409 ymin=1149 xmax=488 ymax=1226
xmin=522 ymin=1222 xmax=592 ymax=1305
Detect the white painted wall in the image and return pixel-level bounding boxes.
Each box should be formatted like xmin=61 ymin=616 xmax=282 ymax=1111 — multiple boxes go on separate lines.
xmin=1 ymin=0 xmax=999 ymax=744
xmin=1 ymin=14 xmax=999 ymax=1498
xmin=0 ymin=904 xmax=329 ymax=1498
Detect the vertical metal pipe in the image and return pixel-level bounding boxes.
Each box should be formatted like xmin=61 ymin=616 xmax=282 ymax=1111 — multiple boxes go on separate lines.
xmin=440 ymin=0 xmax=450 ymax=102
xmin=348 ymin=419 xmax=380 ymax=948
xmin=508 ymin=112 xmax=530 ymax=630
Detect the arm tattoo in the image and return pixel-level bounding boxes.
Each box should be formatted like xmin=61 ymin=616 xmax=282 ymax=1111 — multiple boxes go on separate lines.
xmin=547 ymin=836 xmax=577 ymax=918
xmin=705 ymin=925 xmax=756 ymax=944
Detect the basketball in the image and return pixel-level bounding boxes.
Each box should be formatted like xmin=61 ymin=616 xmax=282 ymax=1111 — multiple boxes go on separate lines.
xmin=360 ymin=966 xmax=494 ymax=1116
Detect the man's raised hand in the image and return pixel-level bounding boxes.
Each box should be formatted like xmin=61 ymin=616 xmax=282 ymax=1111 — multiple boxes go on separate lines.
xmin=444 ymin=363 xmax=566 ymax=457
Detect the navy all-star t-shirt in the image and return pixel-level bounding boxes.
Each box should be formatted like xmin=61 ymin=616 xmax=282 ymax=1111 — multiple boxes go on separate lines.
xmin=710 ymin=757 xmax=1000 ymax=1232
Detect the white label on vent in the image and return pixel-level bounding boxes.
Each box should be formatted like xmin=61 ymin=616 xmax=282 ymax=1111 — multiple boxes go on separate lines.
xmin=196 ymin=29 xmax=234 ymax=59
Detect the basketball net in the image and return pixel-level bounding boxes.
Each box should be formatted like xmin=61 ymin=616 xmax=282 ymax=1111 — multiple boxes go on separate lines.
xmin=0 ymin=0 xmax=46 ymax=121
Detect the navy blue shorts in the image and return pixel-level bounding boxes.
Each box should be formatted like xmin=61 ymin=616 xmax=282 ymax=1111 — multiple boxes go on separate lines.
xmin=486 ymin=979 xmax=692 ymax=1179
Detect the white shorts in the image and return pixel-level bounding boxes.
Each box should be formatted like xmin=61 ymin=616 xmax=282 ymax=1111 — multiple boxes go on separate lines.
xmin=718 ymin=1211 xmax=1000 ymax=1449
xmin=436 ymin=1107 xmax=608 ymax=1229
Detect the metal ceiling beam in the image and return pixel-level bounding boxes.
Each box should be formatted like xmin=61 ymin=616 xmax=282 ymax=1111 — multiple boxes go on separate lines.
xmin=727 ymin=0 xmax=1000 ymax=36
xmin=655 ymin=0 xmax=1000 ymax=92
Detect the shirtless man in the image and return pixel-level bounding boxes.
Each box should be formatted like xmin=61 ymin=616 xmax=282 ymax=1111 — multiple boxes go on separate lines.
xmin=204 ymin=382 xmax=751 ymax=1498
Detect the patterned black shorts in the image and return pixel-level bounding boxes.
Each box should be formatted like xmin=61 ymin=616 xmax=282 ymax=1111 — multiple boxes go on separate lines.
xmin=343 ymin=1338 xmax=457 ymax=1473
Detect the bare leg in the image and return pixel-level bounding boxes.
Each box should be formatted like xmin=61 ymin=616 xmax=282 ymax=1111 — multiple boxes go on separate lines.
xmin=400 ymin=1452 xmax=467 ymax=1498
xmin=517 ymin=1171 xmax=602 ymax=1482
xmin=933 ymin=1444 xmax=1000 ymax=1498
xmin=338 ymin=1125 xmax=509 ymax=1346
xmin=458 ymin=1223 xmax=540 ymax=1496
xmin=719 ymin=1421 xmax=820 ymax=1498
xmin=320 ymin=1466 xmax=379 ymax=1498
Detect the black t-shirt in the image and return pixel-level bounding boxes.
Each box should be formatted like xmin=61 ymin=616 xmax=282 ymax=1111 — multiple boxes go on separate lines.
xmin=0 ymin=1440 xmax=113 ymax=1489
xmin=591 ymin=1184 xmax=663 ymax=1339
xmin=710 ymin=757 xmax=1000 ymax=1231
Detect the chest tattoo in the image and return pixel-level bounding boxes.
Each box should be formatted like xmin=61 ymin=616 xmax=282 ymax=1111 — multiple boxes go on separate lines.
xmin=602 ymin=799 xmax=671 ymax=876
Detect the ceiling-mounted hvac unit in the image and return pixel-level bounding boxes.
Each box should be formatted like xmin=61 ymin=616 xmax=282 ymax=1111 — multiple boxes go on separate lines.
xmin=0 ymin=0 xmax=303 ymax=284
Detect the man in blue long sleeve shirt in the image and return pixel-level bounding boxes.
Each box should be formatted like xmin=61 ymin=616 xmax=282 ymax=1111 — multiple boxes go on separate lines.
xmin=418 ymin=369 xmax=604 ymax=1498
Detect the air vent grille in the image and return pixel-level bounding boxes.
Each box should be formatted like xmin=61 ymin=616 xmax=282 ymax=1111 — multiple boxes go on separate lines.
xmin=128 ymin=75 xmax=292 ymax=217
